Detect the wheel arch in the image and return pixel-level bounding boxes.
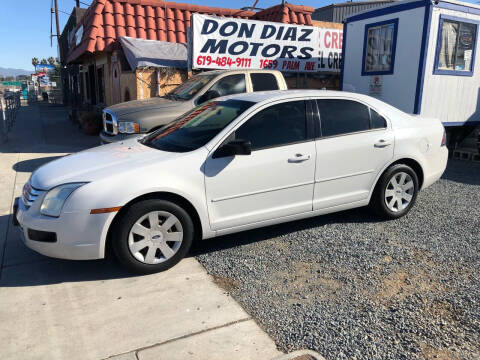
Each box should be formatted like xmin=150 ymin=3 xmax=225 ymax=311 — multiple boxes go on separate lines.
xmin=104 ymin=191 xmax=204 ymax=258
xmin=370 ymin=157 xmax=425 ymax=202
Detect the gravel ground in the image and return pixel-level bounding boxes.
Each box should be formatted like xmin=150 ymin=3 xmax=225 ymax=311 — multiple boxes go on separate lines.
xmin=194 ymin=159 xmax=480 ymax=360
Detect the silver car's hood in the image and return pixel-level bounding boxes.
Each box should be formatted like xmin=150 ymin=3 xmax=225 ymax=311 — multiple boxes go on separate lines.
xmin=107 ymin=97 xmax=184 ymax=117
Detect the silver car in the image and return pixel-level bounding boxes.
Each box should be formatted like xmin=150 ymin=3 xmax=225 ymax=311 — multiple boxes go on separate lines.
xmin=100 ymin=70 xmax=287 ymax=144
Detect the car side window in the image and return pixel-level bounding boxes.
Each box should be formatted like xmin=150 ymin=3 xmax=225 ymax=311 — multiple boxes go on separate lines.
xmin=317 ymin=99 xmax=371 ymax=137
xmin=370 ymin=108 xmax=387 ymax=129
xmin=235 ymin=101 xmax=306 ymax=150
xmin=250 ymin=73 xmax=279 ymax=91
xmin=209 ymin=74 xmax=246 ymax=97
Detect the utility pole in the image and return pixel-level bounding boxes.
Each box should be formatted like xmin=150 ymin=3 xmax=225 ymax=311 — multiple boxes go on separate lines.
xmin=54 ymin=0 xmax=61 ymax=47
xmin=76 ymin=0 xmax=80 ymax=7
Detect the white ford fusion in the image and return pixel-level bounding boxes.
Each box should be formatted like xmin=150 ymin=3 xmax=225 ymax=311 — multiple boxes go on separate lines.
xmin=15 ymin=90 xmax=448 ymax=273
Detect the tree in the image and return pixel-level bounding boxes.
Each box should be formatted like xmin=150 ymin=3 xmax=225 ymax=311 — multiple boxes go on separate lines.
xmin=40 ymin=58 xmax=48 ymax=65
xmin=32 ymin=57 xmax=39 ymax=72
xmin=47 ymin=57 xmax=55 ymax=66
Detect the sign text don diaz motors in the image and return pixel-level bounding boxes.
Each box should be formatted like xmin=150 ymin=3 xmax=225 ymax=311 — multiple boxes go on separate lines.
xmin=191 ymin=14 xmax=343 ymax=73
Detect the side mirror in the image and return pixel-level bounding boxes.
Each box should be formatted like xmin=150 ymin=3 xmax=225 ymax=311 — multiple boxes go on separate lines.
xmin=212 ymin=140 xmax=251 ymax=159
xmin=198 ymin=90 xmax=220 ymax=104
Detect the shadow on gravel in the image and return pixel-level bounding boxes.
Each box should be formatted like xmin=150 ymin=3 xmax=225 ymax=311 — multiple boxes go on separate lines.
xmin=190 ymin=207 xmax=381 ymax=257
xmin=13 ymin=156 xmax=64 ymax=173
xmin=442 ymin=159 xmax=480 ymax=186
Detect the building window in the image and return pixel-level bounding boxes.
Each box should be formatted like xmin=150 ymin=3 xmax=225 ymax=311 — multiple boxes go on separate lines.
xmin=362 ymin=19 xmax=399 ymax=75
xmin=434 ymin=16 xmax=478 ymax=76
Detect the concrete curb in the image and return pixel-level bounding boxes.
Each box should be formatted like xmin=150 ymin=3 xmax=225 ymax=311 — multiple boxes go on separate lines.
xmin=272 ymin=349 xmax=326 ymax=360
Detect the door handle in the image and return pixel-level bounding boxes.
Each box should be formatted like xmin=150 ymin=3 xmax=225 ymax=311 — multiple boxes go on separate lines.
xmin=374 ymin=139 xmax=392 ymax=148
xmin=288 ymin=153 xmax=311 ymax=163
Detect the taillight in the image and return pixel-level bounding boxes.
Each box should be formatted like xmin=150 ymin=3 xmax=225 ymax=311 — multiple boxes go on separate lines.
xmin=441 ymin=129 xmax=447 ymax=147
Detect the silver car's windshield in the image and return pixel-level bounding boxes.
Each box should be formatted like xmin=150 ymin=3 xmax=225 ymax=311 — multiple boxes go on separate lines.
xmin=166 ymin=74 xmax=216 ymax=101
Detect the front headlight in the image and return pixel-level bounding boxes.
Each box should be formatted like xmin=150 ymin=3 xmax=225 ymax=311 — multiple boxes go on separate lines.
xmin=118 ymin=121 xmax=140 ymax=134
xmin=40 ymin=183 xmax=87 ymax=217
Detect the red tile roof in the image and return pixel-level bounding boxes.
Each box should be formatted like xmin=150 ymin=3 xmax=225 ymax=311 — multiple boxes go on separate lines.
xmin=253 ymin=4 xmax=313 ymax=25
xmin=67 ymin=0 xmax=314 ymax=63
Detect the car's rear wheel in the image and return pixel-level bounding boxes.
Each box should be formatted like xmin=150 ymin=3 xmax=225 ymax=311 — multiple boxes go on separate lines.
xmin=370 ymin=164 xmax=419 ymax=219
xmin=112 ymin=199 xmax=194 ymax=274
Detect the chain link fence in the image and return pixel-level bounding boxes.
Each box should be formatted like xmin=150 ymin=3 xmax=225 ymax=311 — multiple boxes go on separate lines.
xmin=1 ymin=92 xmax=21 ymax=142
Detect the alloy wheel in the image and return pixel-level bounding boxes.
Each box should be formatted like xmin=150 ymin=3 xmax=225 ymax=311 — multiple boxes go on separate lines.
xmin=128 ymin=211 xmax=183 ymax=264
xmin=384 ymin=172 xmax=415 ymax=212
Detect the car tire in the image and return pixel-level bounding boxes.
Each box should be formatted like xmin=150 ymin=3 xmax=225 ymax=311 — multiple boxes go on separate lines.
xmin=112 ymin=199 xmax=194 ymax=274
xmin=370 ymin=164 xmax=419 ymax=219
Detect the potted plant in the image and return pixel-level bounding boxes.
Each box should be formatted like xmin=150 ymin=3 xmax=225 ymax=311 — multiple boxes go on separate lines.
xmin=80 ymin=112 xmax=102 ymax=136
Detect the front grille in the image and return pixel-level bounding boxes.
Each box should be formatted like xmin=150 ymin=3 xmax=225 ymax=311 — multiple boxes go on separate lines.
xmin=103 ymin=109 xmax=118 ymax=135
xmin=22 ymin=182 xmax=40 ymax=209
xmin=105 ymin=114 xmax=114 ymax=133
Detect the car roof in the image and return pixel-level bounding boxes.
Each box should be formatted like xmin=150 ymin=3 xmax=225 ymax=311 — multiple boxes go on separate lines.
xmin=217 ymin=90 xmax=409 ymax=119
xmin=218 ymin=89 xmax=366 ymax=103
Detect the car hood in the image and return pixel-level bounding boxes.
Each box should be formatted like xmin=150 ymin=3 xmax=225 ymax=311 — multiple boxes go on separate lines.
xmin=31 ymin=139 xmax=179 ymax=190
xmin=107 ymin=97 xmax=184 ymax=117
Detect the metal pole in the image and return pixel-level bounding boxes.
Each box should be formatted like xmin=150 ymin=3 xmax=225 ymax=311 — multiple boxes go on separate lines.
xmin=76 ymin=0 xmax=80 ymax=7
xmin=1 ymin=97 xmax=7 ymax=142
xmin=54 ymin=0 xmax=61 ymax=47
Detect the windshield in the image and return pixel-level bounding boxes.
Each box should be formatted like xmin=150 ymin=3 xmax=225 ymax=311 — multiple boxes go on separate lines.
xmin=142 ymin=99 xmax=255 ymax=153
xmin=165 ymin=74 xmax=216 ymax=100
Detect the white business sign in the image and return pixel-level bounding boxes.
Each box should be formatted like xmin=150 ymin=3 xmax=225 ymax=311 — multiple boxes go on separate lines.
xmin=192 ymin=14 xmax=342 ymax=73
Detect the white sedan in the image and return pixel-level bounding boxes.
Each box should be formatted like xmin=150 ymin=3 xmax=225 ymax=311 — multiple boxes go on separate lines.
xmin=15 ymin=90 xmax=448 ymax=273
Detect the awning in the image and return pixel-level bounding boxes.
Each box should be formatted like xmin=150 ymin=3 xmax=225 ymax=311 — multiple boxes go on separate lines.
xmin=118 ymin=36 xmax=188 ymax=69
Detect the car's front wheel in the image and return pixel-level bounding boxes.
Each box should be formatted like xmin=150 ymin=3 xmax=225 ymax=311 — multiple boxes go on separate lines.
xmin=112 ymin=199 xmax=194 ymax=274
xmin=370 ymin=164 xmax=419 ymax=219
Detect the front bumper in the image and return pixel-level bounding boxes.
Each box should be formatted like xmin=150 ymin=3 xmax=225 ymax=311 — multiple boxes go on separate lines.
xmin=99 ymin=131 xmax=141 ymax=144
xmin=14 ymin=196 xmax=111 ymax=260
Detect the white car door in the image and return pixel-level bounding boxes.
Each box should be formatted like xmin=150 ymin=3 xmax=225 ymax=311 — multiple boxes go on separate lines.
xmin=313 ymin=98 xmax=394 ymax=210
xmin=204 ymin=100 xmax=316 ymax=231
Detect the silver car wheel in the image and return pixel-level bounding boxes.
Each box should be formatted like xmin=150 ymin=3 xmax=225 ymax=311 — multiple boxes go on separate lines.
xmin=128 ymin=211 xmax=183 ymax=264
xmin=384 ymin=172 xmax=415 ymax=212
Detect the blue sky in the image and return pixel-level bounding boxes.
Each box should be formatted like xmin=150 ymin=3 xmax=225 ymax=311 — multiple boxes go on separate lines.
xmin=0 ymin=0 xmax=478 ymax=71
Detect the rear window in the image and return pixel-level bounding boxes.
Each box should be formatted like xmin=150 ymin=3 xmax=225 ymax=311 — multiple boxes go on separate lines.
xmin=142 ymin=99 xmax=254 ymax=153
xmin=251 ymin=73 xmax=279 ymax=92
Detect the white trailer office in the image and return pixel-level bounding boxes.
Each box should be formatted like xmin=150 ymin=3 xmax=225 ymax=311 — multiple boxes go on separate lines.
xmin=341 ymin=0 xmax=480 ymax=129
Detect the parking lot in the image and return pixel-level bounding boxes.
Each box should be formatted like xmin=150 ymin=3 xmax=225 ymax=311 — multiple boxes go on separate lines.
xmin=1 ymin=104 xmax=479 ymax=360
xmin=195 ymin=159 xmax=480 ymax=360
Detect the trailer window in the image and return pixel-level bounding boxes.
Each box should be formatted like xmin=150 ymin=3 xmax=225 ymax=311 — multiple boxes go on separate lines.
xmin=362 ymin=19 xmax=398 ymax=75
xmin=434 ymin=16 xmax=477 ymax=75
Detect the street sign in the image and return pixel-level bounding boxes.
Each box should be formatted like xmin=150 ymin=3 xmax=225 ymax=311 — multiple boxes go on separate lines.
xmin=1 ymin=81 xmax=22 ymax=87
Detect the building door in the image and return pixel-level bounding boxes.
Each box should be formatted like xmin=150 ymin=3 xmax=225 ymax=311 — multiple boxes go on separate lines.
xmin=112 ymin=62 xmax=121 ymax=104
xmin=88 ymin=64 xmax=97 ymax=105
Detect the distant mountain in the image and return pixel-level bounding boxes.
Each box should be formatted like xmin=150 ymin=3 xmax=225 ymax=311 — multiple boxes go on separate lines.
xmin=0 ymin=67 xmax=32 ymax=77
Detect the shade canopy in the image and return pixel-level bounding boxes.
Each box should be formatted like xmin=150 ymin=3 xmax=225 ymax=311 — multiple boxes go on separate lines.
xmin=119 ymin=36 xmax=188 ymax=69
